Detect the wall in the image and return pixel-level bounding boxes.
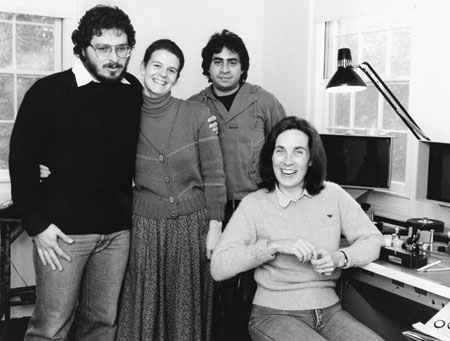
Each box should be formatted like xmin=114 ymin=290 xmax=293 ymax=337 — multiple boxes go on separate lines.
xmin=261 ymin=1 xmax=311 ymax=118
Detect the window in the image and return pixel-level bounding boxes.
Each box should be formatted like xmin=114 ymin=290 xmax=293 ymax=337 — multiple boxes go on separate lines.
xmin=323 ymin=12 xmax=413 ymax=191
xmin=0 ymin=12 xmax=61 ymax=179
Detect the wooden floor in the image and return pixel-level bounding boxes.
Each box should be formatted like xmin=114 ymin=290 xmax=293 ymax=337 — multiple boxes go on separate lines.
xmin=0 ymin=317 xmax=28 ymax=341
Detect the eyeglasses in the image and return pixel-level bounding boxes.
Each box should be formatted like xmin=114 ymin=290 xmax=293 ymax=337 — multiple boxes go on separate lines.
xmin=89 ymin=44 xmax=131 ymax=59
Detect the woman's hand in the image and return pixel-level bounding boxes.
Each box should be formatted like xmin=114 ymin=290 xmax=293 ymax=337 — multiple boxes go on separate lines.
xmin=206 ymin=220 xmax=223 ymax=259
xmin=39 ymin=164 xmax=51 ymax=178
xmin=268 ymin=238 xmax=317 ymax=263
xmin=310 ymin=249 xmax=346 ymax=276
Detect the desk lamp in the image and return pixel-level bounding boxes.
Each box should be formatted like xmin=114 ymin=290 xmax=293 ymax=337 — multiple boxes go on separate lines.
xmin=326 ymin=48 xmax=430 ymax=141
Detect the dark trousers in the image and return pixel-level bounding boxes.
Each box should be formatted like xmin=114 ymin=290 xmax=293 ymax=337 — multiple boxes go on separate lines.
xmin=212 ymin=200 xmax=257 ymax=341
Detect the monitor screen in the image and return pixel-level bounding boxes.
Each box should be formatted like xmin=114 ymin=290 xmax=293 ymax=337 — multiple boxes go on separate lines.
xmin=427 ymin=142 xmax=450 ymax=203
xmin=320 ymin=134 xmax=392 ymax=189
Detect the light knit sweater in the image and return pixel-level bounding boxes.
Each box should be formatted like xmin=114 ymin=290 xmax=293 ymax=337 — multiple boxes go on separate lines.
xmin=133 ymin=92 xmax=226 ymax=221
xmin=211 ymin=181 xmax=384 ymax=310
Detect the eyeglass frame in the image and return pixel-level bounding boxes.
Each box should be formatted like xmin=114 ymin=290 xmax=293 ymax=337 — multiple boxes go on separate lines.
xmin=89 ymin=44 xmax=132 ymax=59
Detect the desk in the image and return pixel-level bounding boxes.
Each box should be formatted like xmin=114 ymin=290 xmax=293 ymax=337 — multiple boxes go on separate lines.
xmin=342 ymin=254 xmax=450 ymax=340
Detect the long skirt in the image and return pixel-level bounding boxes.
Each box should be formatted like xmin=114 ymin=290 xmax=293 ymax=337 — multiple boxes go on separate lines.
xmin=116 ymin=208 xmax=214 ymax=341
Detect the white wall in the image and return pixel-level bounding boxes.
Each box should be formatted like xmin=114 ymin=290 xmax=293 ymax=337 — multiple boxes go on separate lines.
xmin=262 ymin=1 xmax=311 ymax=118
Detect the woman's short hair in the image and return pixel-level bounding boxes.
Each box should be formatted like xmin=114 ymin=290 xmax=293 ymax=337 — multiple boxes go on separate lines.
xmin=72 ymin=5 xmax=136 ymax=60
xmin=142 ymin=39 xmax=185 ymax=79
xmin=201 ymin=29 xmax=250 ymax=85
xmin=258 ymin=116 xmax=327 ymax=195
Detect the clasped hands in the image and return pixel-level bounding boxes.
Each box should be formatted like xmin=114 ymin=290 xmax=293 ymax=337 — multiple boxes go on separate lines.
xmin=268 ymin=239 xmax=346 ymax=276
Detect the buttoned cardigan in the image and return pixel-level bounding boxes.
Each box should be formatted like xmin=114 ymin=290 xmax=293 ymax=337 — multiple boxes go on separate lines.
xmin=133 ymin=93 xmax=226 ymax=221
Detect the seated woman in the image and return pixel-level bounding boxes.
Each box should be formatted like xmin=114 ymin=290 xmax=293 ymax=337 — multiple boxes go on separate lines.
xmin=210 ymin=116 xmax=385 ymax=341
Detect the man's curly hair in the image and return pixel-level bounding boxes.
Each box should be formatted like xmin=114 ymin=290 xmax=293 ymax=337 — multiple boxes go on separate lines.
xmin=71 ymin=5 xmax=136 ymax=59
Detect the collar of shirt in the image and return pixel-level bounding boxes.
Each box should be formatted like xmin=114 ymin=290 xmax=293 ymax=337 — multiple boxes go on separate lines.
xmin=275 ymin=184 xmax=311 ymax=208
xmin=71 ymin=58 xmax=130 ymax=87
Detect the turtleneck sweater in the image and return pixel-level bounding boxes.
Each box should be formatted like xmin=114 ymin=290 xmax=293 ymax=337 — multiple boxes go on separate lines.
xmin=133 ymin=92 xmax=226 ymax=221
xmin=140 ymin=91 xmax=175 ymax=148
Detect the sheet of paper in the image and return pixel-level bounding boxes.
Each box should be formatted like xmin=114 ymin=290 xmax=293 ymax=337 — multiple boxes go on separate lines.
xmin=412 ymin=303 xmax=450 ymax=340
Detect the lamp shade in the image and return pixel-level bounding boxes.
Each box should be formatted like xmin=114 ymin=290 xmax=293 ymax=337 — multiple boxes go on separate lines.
xmin=326 ymin=48 xmax=366 ymax=93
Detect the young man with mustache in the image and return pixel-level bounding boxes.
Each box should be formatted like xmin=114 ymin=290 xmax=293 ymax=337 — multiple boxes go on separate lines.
xmin=9 ymin=5 xmax=142 ymax=340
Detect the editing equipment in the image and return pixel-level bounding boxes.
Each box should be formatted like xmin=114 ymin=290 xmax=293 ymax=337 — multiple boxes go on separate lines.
xmin=378 ymin=217 xmax=446 ymax=269
xmin=407 ymin=218 xmax=445 ymax=233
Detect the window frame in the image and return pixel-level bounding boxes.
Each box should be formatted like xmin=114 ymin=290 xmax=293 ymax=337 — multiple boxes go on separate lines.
xmin=0 ymin=12 xmax=62 ymax=182
xmin=314 ymin=11 xmax=417 ymax=197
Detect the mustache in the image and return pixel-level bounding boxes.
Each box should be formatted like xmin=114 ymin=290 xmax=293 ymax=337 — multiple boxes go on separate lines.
xmin=104 ymin=62 xmax=123 ymax=69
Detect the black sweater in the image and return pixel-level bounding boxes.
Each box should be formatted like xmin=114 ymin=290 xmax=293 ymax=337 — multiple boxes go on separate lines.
xmin=9 ymin=69 xmax=142 ymax=236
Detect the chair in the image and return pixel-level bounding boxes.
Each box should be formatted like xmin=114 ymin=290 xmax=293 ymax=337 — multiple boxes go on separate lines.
xmin=0 ymin=201 xmax=35 ymax=338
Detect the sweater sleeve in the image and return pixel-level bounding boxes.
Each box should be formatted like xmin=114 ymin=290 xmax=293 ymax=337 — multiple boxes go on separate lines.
xmin=196 ymin=106 xmax=227 ymax=221
xmin=336 ymin=186 xmax=384 ymax=268
xmin=9 ymin=80 xmax=53 ymax=236
xmin=259 ymin=89 xmax=287 ymax=133
xmin=211 ymin=195 xmax=275 ymax=281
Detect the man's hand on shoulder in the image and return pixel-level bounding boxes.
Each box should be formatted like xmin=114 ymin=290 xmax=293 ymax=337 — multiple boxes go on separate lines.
xmin=32 ymin=224 xmax=74 ymax=271
xmin=208 ymin=116 xmax=219 ymax=135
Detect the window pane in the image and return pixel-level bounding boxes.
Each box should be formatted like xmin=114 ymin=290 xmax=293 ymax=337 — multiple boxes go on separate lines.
xmin=389 ymin=132 xmax=407 ymax=182
xmin=17 ymin=75 xmax=40 ymax=108
xmin=361 ymin=32 xmax=387 ymax=74
xmin=382 ymin=83 xmax=409 ymax=130
xmin=336 ymin=34 xmax=359 ymax=63
xmin=16 ymin=14 xmax=55 ymax=24
xmin=355 ymin=85 xmax=378 ymax=128
xmin=0 ymin=12 xmax=13 ymax=20
xmin=0 ymin=123 xmax=13 ymax=170
xmin=0 ymin=22 xmax=13 ymax=68
xmin=391 ymin=28 xmax=411 ymax=76
xmin=0 ymin=74 xmax=14 ymax=120
xmin=334 ymin=93 xmax=351 ymax=126
xmin=17 ymin=24 xmax=55 ymax=70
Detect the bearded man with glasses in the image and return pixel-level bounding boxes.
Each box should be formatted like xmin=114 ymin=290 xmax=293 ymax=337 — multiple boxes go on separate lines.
xmin=9 ymin=5 xmax=142 ymax=340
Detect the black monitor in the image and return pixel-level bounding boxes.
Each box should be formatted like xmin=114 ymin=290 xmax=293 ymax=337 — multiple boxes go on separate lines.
xmin=426 ymin=142 xmax=450 ymax=204
xmin=320 ymin=134 xmax=392 ymax=189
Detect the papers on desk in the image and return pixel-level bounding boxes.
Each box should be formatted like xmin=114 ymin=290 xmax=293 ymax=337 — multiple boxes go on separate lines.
xmin=403 ymin=329 xmax=447 ymax=341
xmin=410 ymin=302 xmax=450 ymax=341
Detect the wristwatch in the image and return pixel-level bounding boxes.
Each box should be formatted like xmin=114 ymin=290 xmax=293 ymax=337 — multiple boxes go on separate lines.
xmin=340 ymin=250 xmax=348 ymax=267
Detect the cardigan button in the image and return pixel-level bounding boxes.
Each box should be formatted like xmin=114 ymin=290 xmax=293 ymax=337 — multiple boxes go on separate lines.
xmin=169 ymin=196 xmax=175 ymax=203
xmin=170 ymin=212 xmax=177 ymax=218
xmin=159 ymin=155 xmax=164 ymax=162
xmin=164 ymin=176 xmax=170 ymax=183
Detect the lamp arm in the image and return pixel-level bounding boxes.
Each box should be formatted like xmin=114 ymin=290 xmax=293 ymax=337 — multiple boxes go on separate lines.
xmin=358 ymin=62 xmax=429 ymax=141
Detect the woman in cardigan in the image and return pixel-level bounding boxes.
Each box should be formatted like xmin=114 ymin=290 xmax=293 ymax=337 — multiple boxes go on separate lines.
xmin=210 ymin=116 xmax=384 ymax=341
xmin=116 ymin=39 xmax=226 ymax=340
